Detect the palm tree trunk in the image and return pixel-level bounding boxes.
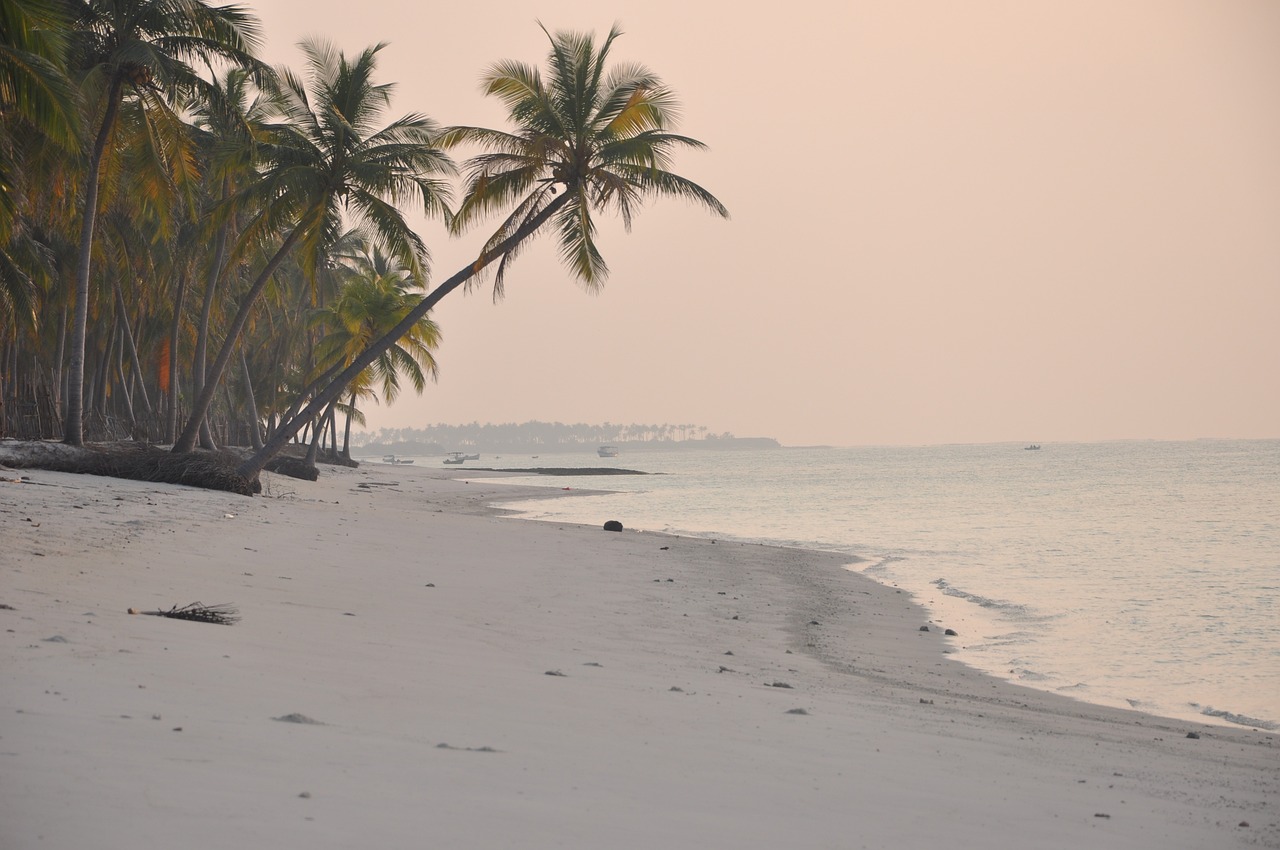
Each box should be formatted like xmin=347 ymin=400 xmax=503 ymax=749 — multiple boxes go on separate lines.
xmin=113 ymin=280 xmax=152 ymax=414
xmin=173 ymin=224 xmax=305 ymax=453
xmin=193 ymin=207 xmax=230 ymax=449
xmin=114 ymin=325 xmax=136 ymax=429
xmin=236 ymin=191 xmax=571 ymax=479
xmin=166 ymin=271 xmax=187 ymax=443
xmin=240 ymin=349 xmax=263 ymax=449
xmin=64 ymin=78 xmax=124 ymax=446
xmin=341 ymin=393 xmax=354 ymax=458
xmin=54 ymin=303 xmax=66 ymax=412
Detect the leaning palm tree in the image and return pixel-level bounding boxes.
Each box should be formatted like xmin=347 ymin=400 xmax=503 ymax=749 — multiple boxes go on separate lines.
xmin=236 ymin=23 xmax=728 ymax=481
xmin=171 ymin=39 xmax=454 ymax=454
xmin=60 ymin=0 xmax=261 ymax=445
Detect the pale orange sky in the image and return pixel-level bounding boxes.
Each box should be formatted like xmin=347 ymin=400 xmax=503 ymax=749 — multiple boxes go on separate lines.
xmin=249 ymin=0 xmax=1279 ymax=446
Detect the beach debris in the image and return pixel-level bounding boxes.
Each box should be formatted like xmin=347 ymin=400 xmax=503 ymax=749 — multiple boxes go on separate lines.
xmin=768 ymin=681 xmax=794 ymax=689
xmin=717 ymin=666 xmax=734 ymax=673
xmin=1186 ymin=731 xmax=1201 ymax=739
xmin=603 ymin=520 xmax=623 ymax=532
xmin=436 ymin=743 xmax=498 ymax=752
xmin=669 ymin=686 xmax=684 ymax=692
xmin=545 ymin=670 xmax=567 ymax=677
xmin=299 ymin=792 xmax=312 ymax=799
xmin=724 ymin=651 xmax=734 ymax=655
xmin=920 ymin=698 xmax=934 ymax=705
xmin=809 ymin=620 xmax=821 ymax=626
xmin=273 ymin=713 xmax=323 ymax=724
xmin=786 ymin=708 xmax=810 ymax=715
xmin=659 ymin=546 xmax=670 ymax=550
xmin=130 ymin=602 xmax=239 ymax=625
xmin=919 ymin=625 xmax=930 ymax=632
xmin=1094 ymin=813 xmax=1111 ymax=819
xmin=43 ymin=635 xmax=68 ymax=642
xmin=583 ymin=661 xmax=603 ymax=667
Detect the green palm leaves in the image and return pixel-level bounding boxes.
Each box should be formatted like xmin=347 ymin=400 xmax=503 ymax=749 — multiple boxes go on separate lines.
xmin=314 ymin=239 xmax=441 ymax=406
xmin=442 ymin=24 xmax=728 ymax=297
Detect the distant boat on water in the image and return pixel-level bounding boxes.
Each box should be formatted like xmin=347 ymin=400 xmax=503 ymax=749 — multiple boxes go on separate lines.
xmin=1025 ymin=445 xmax=1041 ymax=451
xmin=598 ymin=445 xmax=619 ymax=458
xmin=382 ymin=455 xmax=415 ymax=464
xmin=443 ymin=452 xmax=480 ymax=464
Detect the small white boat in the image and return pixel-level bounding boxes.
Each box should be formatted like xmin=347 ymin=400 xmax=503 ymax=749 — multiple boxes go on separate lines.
xmin=597 ymin=445 xmax=619 ymax=458
xmin=1024 ymin=445 xmax=1041 ymax=451
xmin=443 ymin=452 xmax=466 ymax=465
xmin=382 ymin=455 xmax=415 ymax=464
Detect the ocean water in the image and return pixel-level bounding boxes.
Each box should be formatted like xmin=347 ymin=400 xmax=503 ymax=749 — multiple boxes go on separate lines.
xmin=483 ymin=439 xmax=1279 ymax=731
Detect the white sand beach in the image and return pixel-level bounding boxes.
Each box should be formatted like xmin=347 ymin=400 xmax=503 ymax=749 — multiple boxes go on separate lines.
xmin=2 ymin=461 xmax=1276 ymax=849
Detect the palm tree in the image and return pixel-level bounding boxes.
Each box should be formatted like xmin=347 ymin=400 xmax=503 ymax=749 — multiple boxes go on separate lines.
xmin=185 ymin=65 xmax=272 ymax=448
xmin=60 ymin=0 xmax=261 ymax=445
xmin=170 ymin=39 xmax=454 ymax=454
xmin=0 ymin=0 xmax=77 ymax=333
xmin=236 ymin=23 xmax=728 ymax=481
xmin=307 ymin=236 xmax=441 ymax=463
xmin=0 ymin=0 xmax=79 ymax=218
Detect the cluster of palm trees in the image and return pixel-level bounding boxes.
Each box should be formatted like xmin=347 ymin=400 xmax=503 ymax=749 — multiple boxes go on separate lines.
xmin=1 ymin=0 xmax=727 ymax=485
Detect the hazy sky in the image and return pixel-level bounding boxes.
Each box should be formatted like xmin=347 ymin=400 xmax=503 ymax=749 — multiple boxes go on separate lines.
xmin=250 ymin=0 xmax=1279 ymax=446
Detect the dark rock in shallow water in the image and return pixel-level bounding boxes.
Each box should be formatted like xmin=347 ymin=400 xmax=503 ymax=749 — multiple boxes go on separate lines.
xmin=603 ymin=520 xmax=623 ymax=532
xmin=944 ymin=628 xmax=958 ymax=636
xmin=919 ymin=625 xmax=930 ymax=632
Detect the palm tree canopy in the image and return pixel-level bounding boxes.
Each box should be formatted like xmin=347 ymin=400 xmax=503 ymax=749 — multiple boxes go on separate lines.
xmin=233 ymin=39 xmax=455 ymax=287
xmin=439 ymin=23 xmax=728 ymax=298
xmin=67 ymin=0 xmax=262 ymax=95
xmin=313 ymin=234 xmax=441 ymax=405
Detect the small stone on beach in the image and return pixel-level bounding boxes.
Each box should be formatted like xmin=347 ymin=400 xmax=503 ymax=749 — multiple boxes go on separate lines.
xmin=545 ymin=670 xmax=567 ymax=677
xmin=786 ymin=708 xmax=809 ymax=715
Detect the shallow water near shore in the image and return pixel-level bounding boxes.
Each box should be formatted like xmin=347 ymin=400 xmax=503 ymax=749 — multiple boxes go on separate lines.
xmin=451 ymin=439 xmax=1280 ymax=731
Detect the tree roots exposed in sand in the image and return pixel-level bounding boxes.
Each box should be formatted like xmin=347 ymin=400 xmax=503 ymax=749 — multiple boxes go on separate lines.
xmin=0 ymin=440 xmax=260 ymax=495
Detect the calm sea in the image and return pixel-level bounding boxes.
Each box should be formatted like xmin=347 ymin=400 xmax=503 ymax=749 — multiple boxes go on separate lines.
xmin=415 ymin=440 xmax=1280 ymax=730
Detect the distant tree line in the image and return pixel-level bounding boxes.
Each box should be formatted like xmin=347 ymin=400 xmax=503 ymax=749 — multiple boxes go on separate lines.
xmin=353 ymin=421 xmax=743 ymax=451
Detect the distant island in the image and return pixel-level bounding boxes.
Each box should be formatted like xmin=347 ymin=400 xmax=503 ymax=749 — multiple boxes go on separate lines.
xmin=351 ymin=421 xmax=780 ymax=456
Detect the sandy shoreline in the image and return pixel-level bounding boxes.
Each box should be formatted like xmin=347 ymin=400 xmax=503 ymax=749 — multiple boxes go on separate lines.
xmin=2 ymin=462 xmax=1276 ymax=848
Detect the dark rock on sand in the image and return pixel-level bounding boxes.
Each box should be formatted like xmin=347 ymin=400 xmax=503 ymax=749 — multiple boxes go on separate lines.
xmin=603 ymin=520 xmax=623 ymax=532
xmin=945 ymin=628 xmax=959 ymax=636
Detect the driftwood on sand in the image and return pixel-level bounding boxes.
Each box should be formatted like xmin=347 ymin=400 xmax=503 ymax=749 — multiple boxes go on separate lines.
xmin=0 ymin=440 xmax=260 ymax=495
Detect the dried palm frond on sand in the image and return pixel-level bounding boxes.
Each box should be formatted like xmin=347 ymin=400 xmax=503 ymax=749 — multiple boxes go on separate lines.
xmin=129 ymin=603 xmax=239 ymax=625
